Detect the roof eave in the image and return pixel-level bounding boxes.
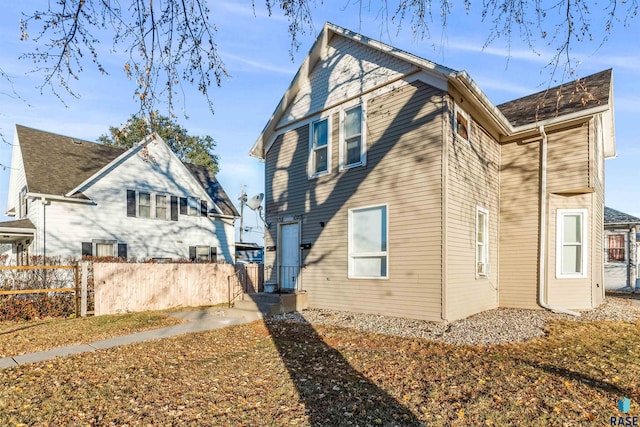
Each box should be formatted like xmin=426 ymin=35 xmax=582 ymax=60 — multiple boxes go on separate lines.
xmin=250 ymin=22 xmax=458 ymax=159
xmin=27 ymin=192 xmax=95 ymax=204
xmin=451 ymin=71 xmax=513 ymax=136
xmin=499 ymin=104 xmax=611 ymax=143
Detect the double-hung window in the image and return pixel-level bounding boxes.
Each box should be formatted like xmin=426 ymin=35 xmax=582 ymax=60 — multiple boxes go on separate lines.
xmin=127 ymin=190 xmax=178 ymax=221
xmin=341 ymin=105 xmax=365 ymax=168
xmin=156 ymin=195 xmax=168 ymax=219
xmin=95 ymin=242 xmax=116 ymax=257
xmin=556 ymin=209 xmax=588 ymax=278
xmin=348 ymin=205 xmax=388 ymax=279
xmin=138 ymin=192 xmax=151 ymax=218
xmin=189 ymin=245 xmax=217 ymax=263
xmin=476 ymin=206 xmax=489 ymax=276
xmin=309 ymin=118 xmax=330 ymax=177
xmin=188 ymin=197 xmax=200 ymax=216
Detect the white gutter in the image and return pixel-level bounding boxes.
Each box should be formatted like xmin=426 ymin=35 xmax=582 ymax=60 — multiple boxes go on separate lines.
xmin=208 ymin=213 xmax=237 ymax=220
xmin=26 ymin=192 xmax=95 ymax=204
xmin=511 ymin=105 xmax=610 ymax=136
xmin=0 ymin=229 xmax=34 ymax=235
xmin=537 ymin=124 xmax=580 ymax=316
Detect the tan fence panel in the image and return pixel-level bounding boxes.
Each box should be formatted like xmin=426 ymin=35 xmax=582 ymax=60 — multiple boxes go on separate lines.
xmin=94 ymin=263 xmax=239 ymax=315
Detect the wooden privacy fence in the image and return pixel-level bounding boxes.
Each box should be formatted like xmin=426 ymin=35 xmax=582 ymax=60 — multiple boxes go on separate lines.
xmin=0 ymin=264 xmax=84 ymax=318
xmin=94 ymin=263 xmax=264 ymax=315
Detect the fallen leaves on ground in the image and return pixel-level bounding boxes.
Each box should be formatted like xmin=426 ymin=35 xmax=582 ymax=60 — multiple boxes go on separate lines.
xmin=0 ymin=312 xmax=185 ymax=357
xmin=0 ymin=318 xmax=638 ymax=426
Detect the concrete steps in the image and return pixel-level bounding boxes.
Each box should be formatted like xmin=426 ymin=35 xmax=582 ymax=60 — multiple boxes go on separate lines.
xmin=230 ymin=292 xmax=309 ymax=319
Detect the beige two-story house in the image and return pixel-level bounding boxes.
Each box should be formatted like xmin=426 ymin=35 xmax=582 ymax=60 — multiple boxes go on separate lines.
xmin=250 ymin=23 xmax=615 ymax=322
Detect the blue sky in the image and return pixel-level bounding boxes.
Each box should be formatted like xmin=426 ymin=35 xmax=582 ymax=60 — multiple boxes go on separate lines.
xmin=0 ymin=1 xmax=639 ymax=244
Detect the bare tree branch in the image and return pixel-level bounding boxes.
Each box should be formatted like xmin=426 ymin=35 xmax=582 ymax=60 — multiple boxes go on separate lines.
xmin=15 ymin=0 xmax=639 ymax=122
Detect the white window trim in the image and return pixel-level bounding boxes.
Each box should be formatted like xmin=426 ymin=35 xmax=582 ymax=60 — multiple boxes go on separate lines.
xmin=138 ymin=191 xmax=152 ymax=219
xmin=339 ymin=104 xmax=367 ymax=171
xmin=308 ymin=116 xmax=331 ymax=179
xmin=92 ymin=239 xmax=117 ymax=257
xmin=476 ymin=206 xmax=489 ymax=278
xmin=348 ymin=204 xmax=389 ymax=280
xmin=133 ymin=190 xmax=172 ymax=220
xmin=155 ymin=193 xmax=170 ymax=220
xmin=453 ymin=103 xmax=471 ymax=144
xmin=195 ymin=245 xmax=211 ymax=262
xmin=556 ymin=209 xmax=588 ymax=279
xmin=188 ymin=196 xmax=200 ymax=216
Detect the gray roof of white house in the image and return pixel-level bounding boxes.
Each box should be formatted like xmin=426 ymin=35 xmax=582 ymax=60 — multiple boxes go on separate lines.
xmin=16 ymin=125 xmax=238 ymax=217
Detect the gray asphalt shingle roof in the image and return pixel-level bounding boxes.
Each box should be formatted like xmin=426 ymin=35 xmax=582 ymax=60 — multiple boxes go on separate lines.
xmin=16 ymin=125 xmax=238 ymax=217
xmin=17 ymin=124 xmax=124 ymax=197
xmin=183 ymin=163 xmax=239 ymax=217
xmin=497 ymin=69 xmax=612 ymax=127
xmin=604 ymin=206 xmax=640 ymax=225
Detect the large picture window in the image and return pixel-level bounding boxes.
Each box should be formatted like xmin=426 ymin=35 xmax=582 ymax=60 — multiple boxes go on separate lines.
xmin=341 ymin=105 xmax=365 ymax=168
xmin=556 ymin=209 xmax=588 ymax=278
xmin=309 ymin=118 xmax=330 ymax=177
xmin=476 ymin=206 xmax=489 ymax=277
xmin=348 ymin=205 xmax=388 ymax=279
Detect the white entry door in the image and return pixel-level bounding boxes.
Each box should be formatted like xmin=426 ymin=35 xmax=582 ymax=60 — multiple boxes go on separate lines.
xmin=280 ymin=223 xmax=300 ymax=291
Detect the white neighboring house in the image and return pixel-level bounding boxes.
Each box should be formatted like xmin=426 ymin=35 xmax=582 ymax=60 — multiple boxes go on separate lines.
xmin=1 ymin=125 xmax=239 ymax=264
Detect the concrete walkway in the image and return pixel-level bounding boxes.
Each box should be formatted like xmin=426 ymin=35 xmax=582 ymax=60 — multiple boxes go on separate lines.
xmin=0 ymin=307 xmax=260 ymax=370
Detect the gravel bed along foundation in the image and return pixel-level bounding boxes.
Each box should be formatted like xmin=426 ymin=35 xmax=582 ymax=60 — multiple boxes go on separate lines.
xmin=269 ymin=296 xmax=640 ymax=345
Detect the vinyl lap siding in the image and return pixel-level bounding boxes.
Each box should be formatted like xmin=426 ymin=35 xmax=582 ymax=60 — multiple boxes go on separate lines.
xmin=546 ymin=123 xmax=589 ymax=193
xmin=591 ymin=118 xmax=605 ymax=307
xmin=278 ymin=36 xmax=417 ymax=127
xmin=545 ymin=124 xmax=594 ymax=309
xmin=498 ymin=141 xmax=540 ymax=309
xmin=446 ymin=117 xmax=500 ymax=321
xmin=265 ymin=80 xmax=445 ymax=321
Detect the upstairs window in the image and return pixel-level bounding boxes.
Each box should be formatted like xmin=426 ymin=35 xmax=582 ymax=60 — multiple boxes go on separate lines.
xmin=341 ymin=105 xmax=365 ymax=169
xmin=188 ymin=197 xmax=200 ymax=216
xmin=156 ymin=195 xmax=168 ymax=219
xmin=138 ymin=192 xmax=151 ymax=218
xmin=454 ymin=104 xmax=470 ymax=143
xmin=180 ymin=196 xmax=208 ymax=217
xmin=127 ymin=190 xmax=177 ymax=221
xmin=556 ymin=209 xmax=588 ymax=278
xmin=309 ymin=117 xmax=330 ymax=177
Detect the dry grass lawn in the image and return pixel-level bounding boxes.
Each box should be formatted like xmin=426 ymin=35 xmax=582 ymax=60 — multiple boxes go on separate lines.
xmin=0 ymin=316 xmax=638 ymax=426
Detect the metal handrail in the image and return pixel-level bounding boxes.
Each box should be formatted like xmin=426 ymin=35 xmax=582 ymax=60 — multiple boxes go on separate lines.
xmin=227 ymin=268 xmax=245 ymax=307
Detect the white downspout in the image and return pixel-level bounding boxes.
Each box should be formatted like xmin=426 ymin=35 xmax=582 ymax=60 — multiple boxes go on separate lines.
xmin=538 ymin=125 xmax=581 ymax=316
